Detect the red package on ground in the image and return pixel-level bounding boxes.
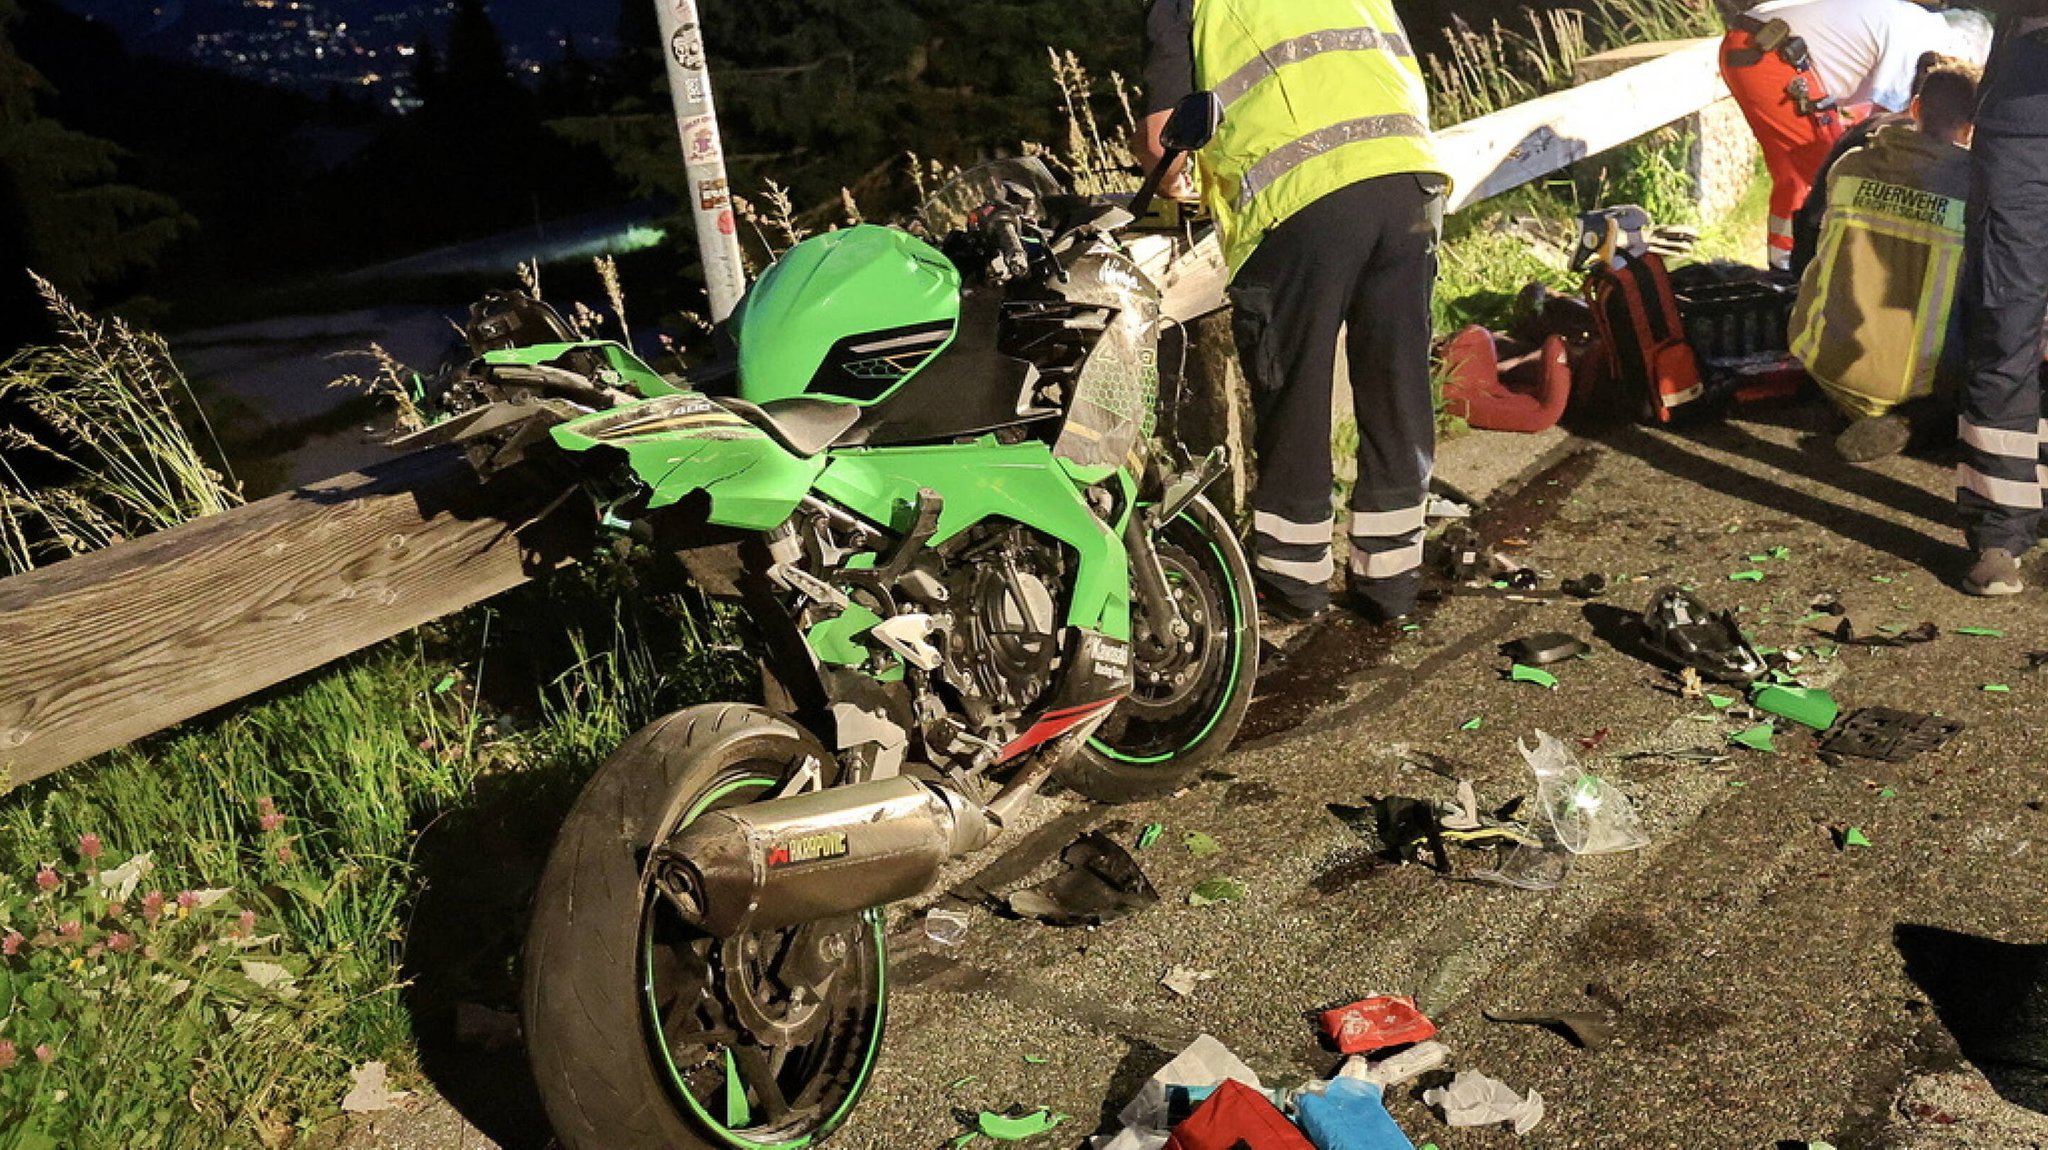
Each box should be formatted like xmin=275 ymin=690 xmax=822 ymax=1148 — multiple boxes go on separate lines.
xmin=1164 ymin=1079 xmax=1315 ymax=1150
xmin=1318 ymin=995 xmax=1436 ymax=1055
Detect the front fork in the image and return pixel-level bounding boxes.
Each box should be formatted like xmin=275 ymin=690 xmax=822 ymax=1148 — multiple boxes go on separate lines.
xmin=1123 ymin=446 xmax=1231 ymax=656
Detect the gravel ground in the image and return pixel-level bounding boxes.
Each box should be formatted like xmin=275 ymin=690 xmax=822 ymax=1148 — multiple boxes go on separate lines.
xmin=337 ymin=404 xmax=2048 ymax=1149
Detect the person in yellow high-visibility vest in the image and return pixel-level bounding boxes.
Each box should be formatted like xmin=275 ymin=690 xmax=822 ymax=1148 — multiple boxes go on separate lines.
xmin=1138 ymin=0 xmax=1450 ymax=626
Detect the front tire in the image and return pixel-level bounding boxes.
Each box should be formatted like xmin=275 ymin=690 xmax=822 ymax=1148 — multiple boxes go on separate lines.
xmin=1059 ymin=495 xmax=1258 ymax=801
xmin=523 ymin=704 xmax=887 ymax=1150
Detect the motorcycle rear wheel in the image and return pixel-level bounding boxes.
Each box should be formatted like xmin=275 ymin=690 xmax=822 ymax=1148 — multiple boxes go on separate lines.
xmin=1061 ymin=494 xmax=1258 ymax=801
xmin=524 ymin=704 xmax=886 ymax=1150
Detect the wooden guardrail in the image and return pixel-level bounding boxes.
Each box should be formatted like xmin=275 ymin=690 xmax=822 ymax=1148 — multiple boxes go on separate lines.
xmin=0 ymin=451 xmax=581 ymax=790
xmin=0 ymin=37 xmax=1737 ymax=790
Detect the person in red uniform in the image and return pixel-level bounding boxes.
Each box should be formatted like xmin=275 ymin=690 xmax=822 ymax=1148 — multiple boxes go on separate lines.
xmin=1721 ymin=0 xmax=1968 ymax=269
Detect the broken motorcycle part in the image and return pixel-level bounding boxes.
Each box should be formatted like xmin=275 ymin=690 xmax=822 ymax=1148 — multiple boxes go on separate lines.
xmin=1819 ymin=708 xmax=1964 ymax=764
xmin=1503 ymin=632 xmax=1590 ymax=666
xmin=1639 ymin=586 xmax=1767 ymax=684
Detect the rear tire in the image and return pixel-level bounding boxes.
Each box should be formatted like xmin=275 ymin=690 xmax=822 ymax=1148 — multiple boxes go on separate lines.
xmin=523 ymin=704 xmax=887 ymax=1150
xmin=1059 ymin=495 xmax=1258 ymax=802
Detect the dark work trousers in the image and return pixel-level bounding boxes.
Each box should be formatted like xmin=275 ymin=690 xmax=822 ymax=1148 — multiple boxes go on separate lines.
xmin=1958 ymin=132 xmax=2048 ymax=556
xmin=1229 ymin=173 xmax=1442 ymax=618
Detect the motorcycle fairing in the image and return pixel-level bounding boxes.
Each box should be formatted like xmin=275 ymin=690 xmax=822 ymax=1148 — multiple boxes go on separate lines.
xmin=484 ymin=340 xmax=683 ymax=399
xmin=552 ymin=394 xmax=827 ymax=530
xmin=813 ymin=440 xmax=1133 ymax=641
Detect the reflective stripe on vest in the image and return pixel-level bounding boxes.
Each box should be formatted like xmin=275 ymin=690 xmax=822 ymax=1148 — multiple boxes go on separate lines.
xmin=1212 ymin=27 xmax=1416 ymax=107
xmin=1191 ymin=0 xmax=1446 ymax=277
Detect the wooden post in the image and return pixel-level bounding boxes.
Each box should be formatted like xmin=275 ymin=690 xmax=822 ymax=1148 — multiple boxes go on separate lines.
xmin=0 ymin=450 xmax=582 ymax=791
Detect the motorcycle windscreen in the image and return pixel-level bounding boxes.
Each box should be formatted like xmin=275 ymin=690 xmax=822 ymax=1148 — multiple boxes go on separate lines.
xmin=1050 ymin=251 xmax=1163 ymax=472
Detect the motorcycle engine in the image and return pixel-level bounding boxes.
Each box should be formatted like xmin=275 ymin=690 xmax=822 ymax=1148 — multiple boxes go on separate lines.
xmin=932 ymin=526 xmax=1066 ymax=736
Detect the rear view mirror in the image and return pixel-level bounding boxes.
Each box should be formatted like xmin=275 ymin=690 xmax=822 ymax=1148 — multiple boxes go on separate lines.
xmin=1160 ymin=91 xmax=1223 ymax=154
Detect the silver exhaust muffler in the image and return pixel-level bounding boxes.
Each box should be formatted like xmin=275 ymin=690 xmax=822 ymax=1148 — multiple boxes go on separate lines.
xmin=649 ymin=776 xmax=993 ymax=937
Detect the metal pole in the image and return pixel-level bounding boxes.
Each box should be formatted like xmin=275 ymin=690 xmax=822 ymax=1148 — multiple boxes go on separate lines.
xmin=654 ymin=0 xmax=748 ymax=322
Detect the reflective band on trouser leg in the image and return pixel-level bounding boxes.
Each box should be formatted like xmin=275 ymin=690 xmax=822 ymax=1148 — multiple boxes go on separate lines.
xmin=1769 ymin=214 xmax=1796 ymax=270
xmin=1350 ymin=533 xmax=1424 ymax=580
xmin=1957 ymin=417 xmax=2043 ymax=513
xmin=1254 ymin=510 xmax=1336 ymax=605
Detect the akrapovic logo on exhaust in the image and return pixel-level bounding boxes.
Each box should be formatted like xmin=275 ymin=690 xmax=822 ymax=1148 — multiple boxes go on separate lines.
xmin=766 ymin=832 xmax=850 ymax=868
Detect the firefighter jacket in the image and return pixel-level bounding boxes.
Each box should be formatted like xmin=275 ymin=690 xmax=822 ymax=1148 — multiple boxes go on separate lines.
xmin=1788 ymin=123 xmax=1970 ymax=419
xmin=1190 ymin=0 xmax=1446 ymax=276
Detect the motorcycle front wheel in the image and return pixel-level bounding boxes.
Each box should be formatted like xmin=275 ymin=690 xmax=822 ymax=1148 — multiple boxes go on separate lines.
xmin=523 ymin=704 xmax=886 ymax=1150
xmin=1061 ymin=494 xmax=1259 ymax=801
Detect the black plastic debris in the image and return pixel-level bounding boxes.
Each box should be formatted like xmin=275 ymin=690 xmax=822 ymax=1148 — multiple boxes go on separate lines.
xmin=1502 ymin=633 xmax=1590 ymax=666
xmin=1005 ymin=831 xmax=1160 ymax=926
xmin=1638 ymin=586 xmax=1767 ymax=684
xmin=1808 ymin=592 xmax=1847 ymax=616
xmin=1561 ymin=573 xmax=1608 ymax=599
xmin=1330 ymin=798 xmax=1450 ymax=873
xmin=1819 ymin=708 xmax=1965 ymax=764
xmin=2026 ymin=651 xmax=2048 ymax=672
xmin=1828 ymin=619 xmax=1939 ymax=648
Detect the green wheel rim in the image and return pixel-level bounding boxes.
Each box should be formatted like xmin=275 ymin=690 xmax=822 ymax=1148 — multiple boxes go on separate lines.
xmin=640 ymin=776 xmax=889 ymax=1149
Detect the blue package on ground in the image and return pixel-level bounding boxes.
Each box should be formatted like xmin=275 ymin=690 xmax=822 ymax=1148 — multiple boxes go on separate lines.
xmin=1294 ymin=1078 xmax=1414 ymax=1150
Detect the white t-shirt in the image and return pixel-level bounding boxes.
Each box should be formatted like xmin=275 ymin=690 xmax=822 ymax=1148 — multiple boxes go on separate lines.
xmin=1745 ymin=0 xmax=1974 ymax=111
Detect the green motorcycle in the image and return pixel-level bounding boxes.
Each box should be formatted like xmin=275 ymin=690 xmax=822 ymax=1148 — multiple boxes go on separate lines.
xmin=420 ymin=99 xmax=1250 ymax=1150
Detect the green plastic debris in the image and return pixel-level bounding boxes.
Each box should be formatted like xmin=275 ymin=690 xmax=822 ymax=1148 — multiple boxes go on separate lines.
xmin=1842 ymin=827 xmax=1872 ymax=849
xmin=949 ymin=1075 xmax=980 ymax=1089
xmin=1136 ymin=823 xmax=1164 ymax=850
xmin=1985 ymin=683 xmax=2013 ymax=694
xmin=1402 ymin=623 xmax=1422 ymax=633
xmin=1729 ymin=569 xmax=1766 ymax=583
xmin=1510 ymin=664 xmax=1560 ymax=689
xmin=1188 ymin=878 xmax=1246 ymax=906
xmin=977 ymin=1109 xmax=1068 ymax=1142
xmin=1731 ymin=723 xmax=1778 ymax=753
xmin=1878 ymin=787 xmax=1898 ymax=799
xmin=1871 ymin=575 xmax=1894 ymax=584
xmin=1184 ymin=831 xmax=1221 ymax=858
xmin=432 ymin=672 xmax=457 ymax=695
xmin=723 ymin=1048 xmax=750 ymax=1128
xmin=1956 ymin=627 xmax=2006 ymax=637
xmin=1729 ymin=780 xmax=1747 ymax=788
xmin=1770 ymin=546 xmax=1792 ymax=561
xmin=1707 ymin=693 xmax=1736 ymax=709
xmin=1752 ymin=684 xmax=1839 ymax=731
xmin=1021 ymin=1055 xmax=1050 ymax=1065
xmin=1460 ymin=716 xmax=1484 ymax=731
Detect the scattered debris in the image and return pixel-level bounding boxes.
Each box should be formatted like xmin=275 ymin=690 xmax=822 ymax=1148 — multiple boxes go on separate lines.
xmin=1525 ymin=732 xmax=1650 ymax=855
xmin=1503 ymin=633 xmax=1589 ymax=666
xmin=1162 ymin=967 xmax=1216 ymax=999
xmin=2027 ymin=651 xmax=2048 ymax=671
xmin=1162 ymin=1079 xmax=1310 ymax=1150
xmin=925 ymin=907 xmax=971 ymax=947
xmin=1091 ymin=1035 xmax=1263 ymax=1150
xmin=1473 ymin=837 xmax=1572 ymax=890
xmin=1187 ymin=878 xmax=1245 ymax=907
xmin=1831 ymin=619 xmax=1938 ymax=648
xmin=1423 ymin=1070 xmax=1545 ymax=1134
xmin=1461 ymin=716 xmax=1485 ymax=731
xmin=1340 ymin=1039 xmax=1452 ymax=1088
xmin=1006 ymin=832 xmax=1160 ymax=927
xmin=965 ymin=1106 xmax=1067 ymax=1145
xmin=1294 ymin=1077 xmax=1416 ymax=1150
xmin=1318 ymin=996 xmax=1437 ymax=1055
xmin=1955 ymin=627 xmax=2006 ymax=638
xmin=1707 ymin=693 xmax=1736 ymax=709
xmin=1836 ymin=826 xmax=1873 ymax=850
xmin=1984 ymin=683 xmax=2013 ymax=694
xmin=1752 ymin=684 xmax=1839 ymax=731
xmin=1183 ymin=831 xmax=1222 ymax=858
xmin=341 ymin=1061 xmax=402 ymax=1113
xmin=1509 ymin=664 xmax=1560 ymax=689
xmin=1729 ymin=569 xmax=1766 ymax=583
xmin=1819 ymin=708 xmax=1963 ymax=763
xmin=1482 ymin=1007 xmax=1616 ymax=1049
xmin=1641 ymin=586 xmax=1767 ymax=684
xmin=1561 ymin=572 xmax=1608 ymax=599
xmin=1731 ymin=723 xmax=1778 ymax=753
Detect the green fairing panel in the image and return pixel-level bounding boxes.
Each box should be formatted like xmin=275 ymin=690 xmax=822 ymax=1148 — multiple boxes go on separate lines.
xmin=481 ymin=341 xmax=682 ymax=398
xmin=808 ymin=603 xmax=883 ymax=667
xmin=814 ymin=440 xmax=1132 ymax=640
xmin=552 ymin=394 xmax=824 ymax=530
xmin=734 ymin=225 xmax=961 ymax=406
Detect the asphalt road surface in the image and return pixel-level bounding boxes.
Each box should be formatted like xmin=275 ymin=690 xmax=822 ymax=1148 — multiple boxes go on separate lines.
xmin=341 ymin=405 xmax=2048 ymax=1150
